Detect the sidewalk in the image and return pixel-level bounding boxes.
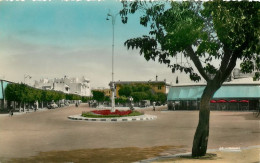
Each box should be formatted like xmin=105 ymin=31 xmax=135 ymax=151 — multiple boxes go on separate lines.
xmin=0 ymin=108 xmax=49 ymax=117
xmin=145 ymin=146 xmax=260 ymax=163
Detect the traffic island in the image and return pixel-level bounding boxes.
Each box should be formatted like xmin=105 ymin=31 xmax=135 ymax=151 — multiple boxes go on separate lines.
xmin=68 ymin=114 xmax=157 ymax=122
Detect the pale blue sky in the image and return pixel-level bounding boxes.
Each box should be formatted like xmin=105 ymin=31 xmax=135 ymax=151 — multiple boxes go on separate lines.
xmin=0 ymin=0 xmax=197 ymax=88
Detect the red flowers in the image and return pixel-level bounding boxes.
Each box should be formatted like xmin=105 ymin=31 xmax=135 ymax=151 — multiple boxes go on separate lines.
xmin=91 ymin=110 xmax=132 ymax=116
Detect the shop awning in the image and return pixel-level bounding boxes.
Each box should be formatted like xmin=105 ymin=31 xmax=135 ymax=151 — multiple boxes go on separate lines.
xmin=0 ymin=81 xmax=9 ymax=99
xmin=167 ymin=85 xmax=260 ymax=101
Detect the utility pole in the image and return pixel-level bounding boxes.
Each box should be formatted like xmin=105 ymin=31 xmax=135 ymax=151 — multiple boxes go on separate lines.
xmin=107 ymin=10 xmax=119 ymax=112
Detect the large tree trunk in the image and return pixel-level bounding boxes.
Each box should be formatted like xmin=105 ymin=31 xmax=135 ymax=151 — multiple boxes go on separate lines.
xmin=192 ymin=83 xmax=220 ymax=157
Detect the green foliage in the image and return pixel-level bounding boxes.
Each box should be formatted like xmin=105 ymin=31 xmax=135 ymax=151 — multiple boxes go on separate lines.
xmin=118 ymin=84 xmax=166 ymax=103
xmin=65 ymin=93 xmax=81 ymax=101
xmin=92 ymin=90 xmax=105 ymax=102
xmin=104 ymin=96 xmax=110 ymax=102
xmin=81 ymin=96 xmax=91 ymax=102
xmin=115 ymin=96 xmax=128 ymax=104
xmin=5 ymin=83 xmax=86 ymax=103
xmin=131 ymin=92 xmax=148 ymax=102
xmin=118 ymin=85 xmax=132 ymax=97
xmin=121 ymin=1 xmax=260 ymax=82
xmin=156 ymin=92 xmax=167 ymax=104
xmin=5 ymin=83 xmax=23 ymax=102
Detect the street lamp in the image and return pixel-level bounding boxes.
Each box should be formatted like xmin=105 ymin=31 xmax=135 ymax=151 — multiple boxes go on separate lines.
xmin=107 ymin=10 xmax=119 ymax=112
xmin=129 ymin=96 xmax=134 ymax=111
xmin=24 ymin=74 xmax=32 ymax=85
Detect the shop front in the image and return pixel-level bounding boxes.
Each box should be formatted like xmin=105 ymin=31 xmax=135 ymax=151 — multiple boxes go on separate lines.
xmin=167 ymin=84 xmax=260 ymax=111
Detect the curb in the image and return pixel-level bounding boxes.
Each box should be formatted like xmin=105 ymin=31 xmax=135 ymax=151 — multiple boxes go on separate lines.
xmin=67 ymin=114 xmax=157 ymax=122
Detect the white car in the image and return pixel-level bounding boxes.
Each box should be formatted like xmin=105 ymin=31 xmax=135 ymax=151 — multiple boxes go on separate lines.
xmin=47 ymin=102 xmax=58 ymax=109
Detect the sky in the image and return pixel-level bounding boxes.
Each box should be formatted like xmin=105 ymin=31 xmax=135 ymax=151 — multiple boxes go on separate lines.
xmin=0 ymin=0 xmax=224 ymax=88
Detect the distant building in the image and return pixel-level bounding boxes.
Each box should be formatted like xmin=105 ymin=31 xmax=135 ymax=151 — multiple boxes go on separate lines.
xmin=65 ymin=77 xmax=91 ymax=96
xmin=34 ymin=76 xmax=91 ymax=96
xmin=232 ymin=68 xmax=258 ymax=80
xmin=110 ymin=80 xmax=171 ymax=98
xmin=34 ymin=79 xmax=54 ymax=90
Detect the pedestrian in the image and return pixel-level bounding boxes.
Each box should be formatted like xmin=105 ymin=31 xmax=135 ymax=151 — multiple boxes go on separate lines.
xmin=35 ymin=100 xmax=39 ymax=110
xmin=9 ymin=109 xmax=13 ymax=116
xmin=9 ymin=105 xmax=13 ymax=116
xmin=34 ymin=101 xmax=37 ymax=112
xmin=31 ymin=105 xmax=35 ymax=112
xmin=153 ymin=101 xmax=156 ymax=111
xmin=26 ymin=104 xmax=29 ymax=113
xmin=34 ymin=104 xmax=37 ymax=112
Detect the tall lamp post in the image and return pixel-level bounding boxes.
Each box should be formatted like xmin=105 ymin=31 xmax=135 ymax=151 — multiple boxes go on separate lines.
xmin=107 ymin=10 xmax=119 ymax=112
xmin=24 ymin=74 xmax=32 ymax=85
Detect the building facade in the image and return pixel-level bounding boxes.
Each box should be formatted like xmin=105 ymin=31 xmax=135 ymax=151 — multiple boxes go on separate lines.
xmin=34 ymin=76 xmax=91 ymax=96
xmin=167 ymin=79 xmax=260 ymax=111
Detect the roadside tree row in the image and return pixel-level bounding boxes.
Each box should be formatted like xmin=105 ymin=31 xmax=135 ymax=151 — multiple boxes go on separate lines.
xmin=5 ymin=83 xmax=90 ymax=109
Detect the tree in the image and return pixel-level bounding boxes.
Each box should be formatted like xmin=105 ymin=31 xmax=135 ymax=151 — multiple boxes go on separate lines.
xmin=104 ymin=96 xmax=110 ymax=102
xmin=115 ymin=96 xmax=128 ymax=105
xmin=131 ymin=92 xmax=148 ymax=102
xmin=118 ymin=85 xmax=132 ymax=97
xmin=92 ymin=90 xmax=105 ymax=104
xmin=5 ymin=84 xmax=20 ymax=102
xmin=156 ymin=92 xmax=167 ymax=104
xmin=120 ymin=1 xmax=260 ymax=157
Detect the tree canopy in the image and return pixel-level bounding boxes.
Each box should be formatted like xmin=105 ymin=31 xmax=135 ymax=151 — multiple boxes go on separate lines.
xmin=92 ymin=90 xmax=105 ymax=103
xmin=121 ymin=1 xmax=260 ymax=84
xmin=117 ymin=84 xmax=167 ymax=103
xmin=5 ymin=83 xmax=84 ymax=104
xmin=118 ymin=85 xmax=132 ymax=97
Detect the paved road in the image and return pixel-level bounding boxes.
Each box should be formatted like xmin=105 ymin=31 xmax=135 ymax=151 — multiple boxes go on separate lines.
xmin=0 ymin=103 xmax=259 ymax=159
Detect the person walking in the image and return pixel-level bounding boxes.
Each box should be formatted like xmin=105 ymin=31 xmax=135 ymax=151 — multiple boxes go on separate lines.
xmin=33 ymin=104 xmax=36 ymax=112
xmin=153 ymin=101 xmax=156 ymax=111
xmin=26 ymin=104 xmax=29 ymax=113
xmin=9 ymin=105 xmax=13 ymax=117
xmin=36 ymin=100 xmax=39 ymax=110
xmin=9 ymin=109 xmax=13 ymax=116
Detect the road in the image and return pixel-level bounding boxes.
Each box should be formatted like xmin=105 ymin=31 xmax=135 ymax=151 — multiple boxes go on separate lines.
xmin=0 ymin=103 xmax=259 ymax=160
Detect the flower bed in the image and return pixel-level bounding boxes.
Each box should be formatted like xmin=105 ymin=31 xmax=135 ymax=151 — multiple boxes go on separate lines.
xmin=82 ymin=110 xmax=143 ymax=118
xmin=91 ymin=109 xmax=132 ymax=116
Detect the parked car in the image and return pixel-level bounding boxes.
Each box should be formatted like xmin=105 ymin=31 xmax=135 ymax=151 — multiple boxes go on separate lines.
xmin=140 ymin=100 xmax=150 ymax=107
xmin=47 ymin=102 xmax=58 ymax=109
xmin=64 ymin=102 xmax=70 ymax=106
xmin=155 ymin=101 xmax=161 ymax=106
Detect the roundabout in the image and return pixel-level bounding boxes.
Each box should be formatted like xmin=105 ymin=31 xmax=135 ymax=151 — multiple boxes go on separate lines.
xmin=68 ymin=108 xmax=157 ymax=122
xmin=68 ymin=114 xmax=157 ymax=122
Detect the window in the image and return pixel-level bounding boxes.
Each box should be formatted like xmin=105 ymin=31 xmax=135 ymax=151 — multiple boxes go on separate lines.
xmin=158 ymin=85 xmax=162 ymax=90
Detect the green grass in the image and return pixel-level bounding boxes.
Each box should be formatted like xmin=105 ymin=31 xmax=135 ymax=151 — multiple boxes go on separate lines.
xmin=81 ymin=111 xmax=144 ymax=118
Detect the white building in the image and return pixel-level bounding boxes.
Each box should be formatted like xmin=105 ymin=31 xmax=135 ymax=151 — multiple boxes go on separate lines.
xmin=34 ymin=76 xmax=91 ymax=96
xmin=64 ymin=76 xmax=91 ymax=96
